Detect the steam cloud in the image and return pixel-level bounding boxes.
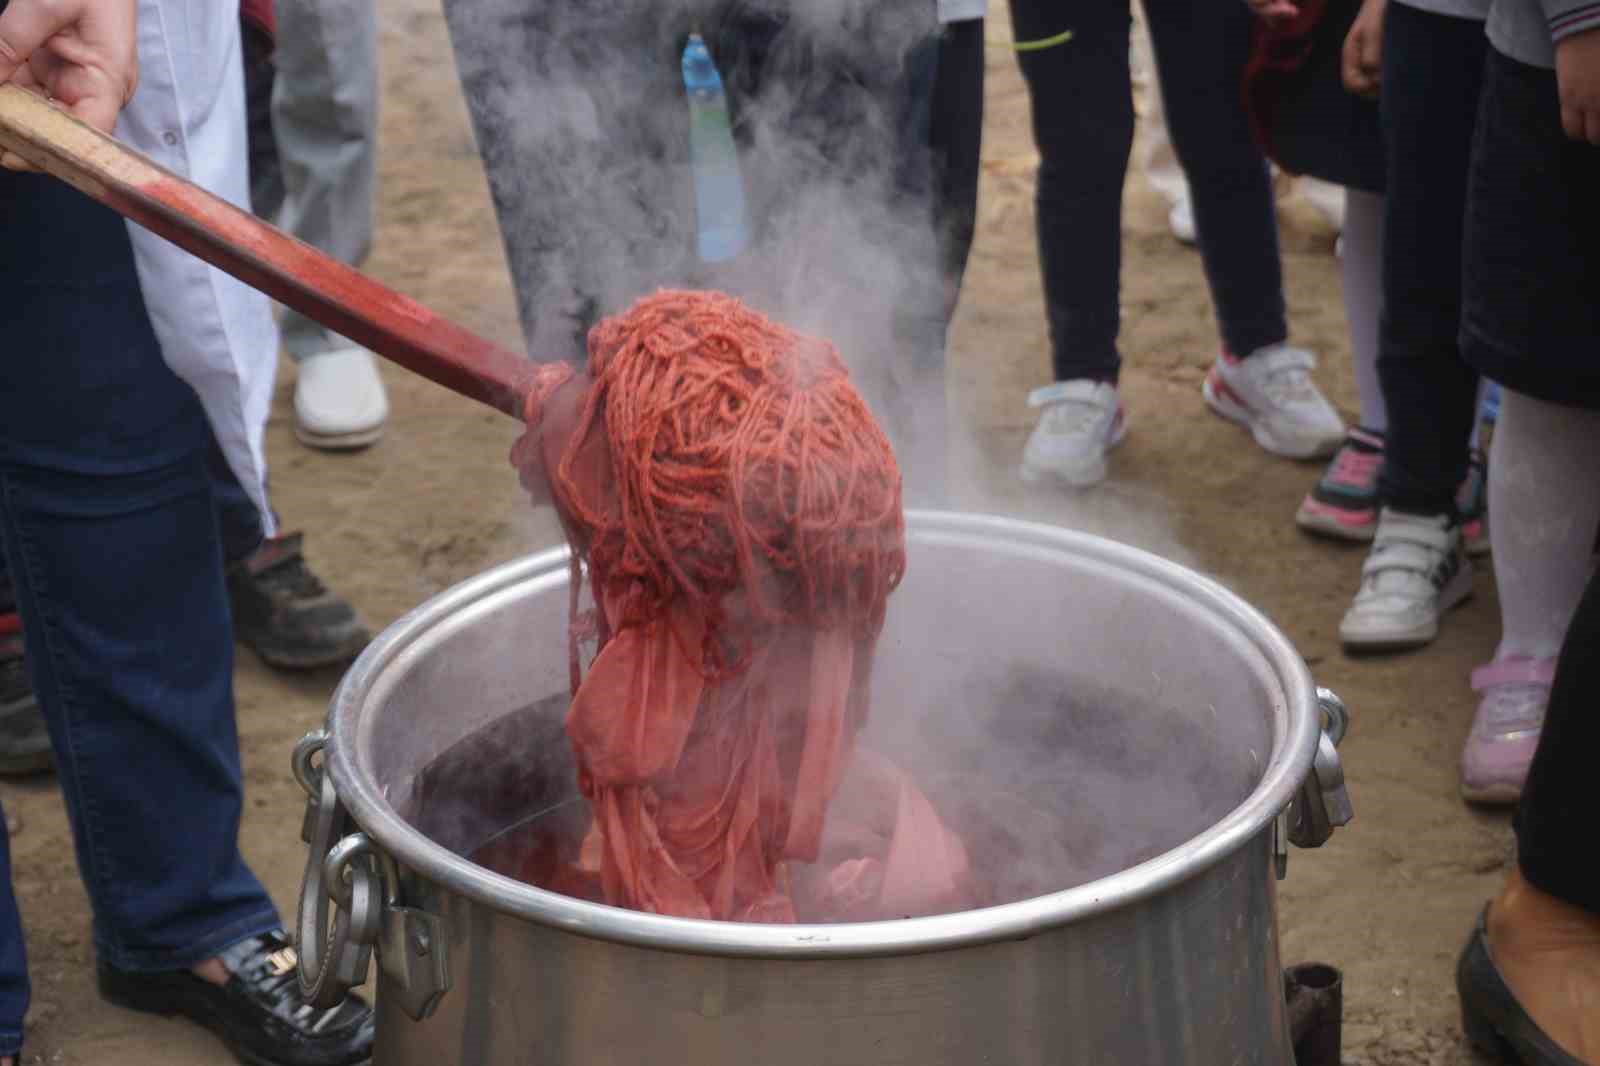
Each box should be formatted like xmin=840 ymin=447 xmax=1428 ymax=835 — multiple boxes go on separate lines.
xmin=409 ymin=0 xmax=1223 ymax=915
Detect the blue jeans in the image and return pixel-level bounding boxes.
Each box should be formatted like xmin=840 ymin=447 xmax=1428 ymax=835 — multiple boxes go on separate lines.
xmin=0 ymin=174 xmax=280 ymax=1056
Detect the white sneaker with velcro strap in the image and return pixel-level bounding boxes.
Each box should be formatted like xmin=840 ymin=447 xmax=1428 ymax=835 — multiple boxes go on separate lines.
xmin=1019 ymin=379 xmax=1127 ymax=489
xmin=1340 ymin=509 xmax=1474 ymax=651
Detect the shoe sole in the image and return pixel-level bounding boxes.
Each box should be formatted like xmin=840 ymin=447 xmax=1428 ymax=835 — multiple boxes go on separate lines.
xmin=1019 ymin=422 xmax=1128 ymax=489
xmin=1459 ymin=780 xmax=1522 ymax=806
xmin=244 ymin=633 xmax=370 ymax=671
xmin=1339 ymin=563 xmax=1475 ymax=652
xmin=1202 ymin=375 xmax=1340 ymax=461
xmin=295 ymin=423 xmax=385 ymax=452
xmin=101 ymin=977 xmax=373 ymax=1066
xmin=1295 ymin=499 xmax=1376 ymax=543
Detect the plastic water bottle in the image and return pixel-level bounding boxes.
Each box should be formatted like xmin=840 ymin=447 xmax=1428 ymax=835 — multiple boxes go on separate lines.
xmin=1480 ymin=381 xmax=1501 ymax=425
xmin=682 ymin=34 xmax=748 ymax=263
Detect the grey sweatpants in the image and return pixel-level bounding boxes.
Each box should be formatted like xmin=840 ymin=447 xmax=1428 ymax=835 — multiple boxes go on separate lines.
xmin=441 ymin=0 xmax=962 ymax=502
xmin=271 ymin=0 xmax=380 ymax=362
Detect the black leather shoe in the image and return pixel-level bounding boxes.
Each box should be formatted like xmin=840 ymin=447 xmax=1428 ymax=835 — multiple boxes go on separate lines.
xmin=1457 ymin=907 xmax=1587 ymax=1066
xmin=98 ymin=930 xmax=374 ymax=1066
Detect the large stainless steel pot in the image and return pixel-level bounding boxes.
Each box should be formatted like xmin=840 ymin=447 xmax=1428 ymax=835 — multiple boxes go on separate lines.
xmin=292 ymin=511 xmax=1352 ymax=1065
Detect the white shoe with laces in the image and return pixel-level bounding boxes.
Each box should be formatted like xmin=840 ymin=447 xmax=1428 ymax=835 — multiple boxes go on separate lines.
xmin=1340 ymin=509 xmax=1474 ymax=650
xmin=1202 ymin=344 xmax=1345 ymax=459
xmin=1019 ymin=380 xmax=1127 ymax=488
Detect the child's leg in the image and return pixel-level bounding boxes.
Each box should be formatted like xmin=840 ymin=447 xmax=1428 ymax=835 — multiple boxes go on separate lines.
xmin=1487 ymin=392 xmax=1600 ymax=662
xmin=1005 ymin=0 xmax=1135 ymax=384
xmin=930 ymin=18 xmax=985 ymax=318
xmin=1141 ymin=0 xmax=1286 ymax=358
xmin=1372 ymin=3 xmax=1486 ymax=519
xmin=1341 ymin=188 xmax=1386 ymax=433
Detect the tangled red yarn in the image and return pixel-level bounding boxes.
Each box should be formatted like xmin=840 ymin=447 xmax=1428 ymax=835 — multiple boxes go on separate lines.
xmin=512 ymin=290 xmax=967 ymax=923
xmin=559 ymin=288 xmax=906 ymax=663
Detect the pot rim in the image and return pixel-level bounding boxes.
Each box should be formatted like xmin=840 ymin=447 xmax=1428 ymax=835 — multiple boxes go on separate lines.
xmin=324 ymin=510 xmax=1317 ymax=959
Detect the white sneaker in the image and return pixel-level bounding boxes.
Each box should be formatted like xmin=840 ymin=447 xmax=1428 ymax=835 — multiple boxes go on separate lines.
xmin=1340 ymin=509 xmax=1474 ymax=651
xmin=1019 ymin=380 xmax=1127 ymax=488
xmin=1168 ymin=194 xmax=1197 ymax=246
xmin=1202 ymin=344 xmax=1345 ymax=459
xmin=294 ymin=346 xmax=389 ymax=451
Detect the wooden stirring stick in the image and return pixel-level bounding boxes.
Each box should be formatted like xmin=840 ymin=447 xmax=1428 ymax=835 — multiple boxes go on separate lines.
xmin=0 ymin=83 xmax=538 ymax=419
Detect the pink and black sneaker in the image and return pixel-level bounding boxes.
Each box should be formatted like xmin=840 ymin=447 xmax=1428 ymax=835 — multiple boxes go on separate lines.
xmin=1458 ymin=448 xmax=1490 ymax=558
xmin=1295 ymin=427 xmax=1385 ymax=542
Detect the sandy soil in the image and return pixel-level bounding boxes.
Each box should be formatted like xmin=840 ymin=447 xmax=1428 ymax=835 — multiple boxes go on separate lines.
xmin=4 ymin=4 xmax=1513 ymax=1063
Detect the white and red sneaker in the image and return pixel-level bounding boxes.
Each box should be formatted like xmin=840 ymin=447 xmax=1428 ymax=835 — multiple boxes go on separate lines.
xmin=1020 ymin=380 xmax=1127 ymax=489
xmin=1203 ymin=344 xmax=1345 ymax=460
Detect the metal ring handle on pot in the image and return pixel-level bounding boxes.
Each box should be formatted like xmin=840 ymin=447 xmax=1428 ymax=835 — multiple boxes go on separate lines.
xmin=296 ymin=751 xmax=379 ymax=1008
xmin=1316 ymin=688 xmax=1349 ymax=748
xmin=1285 ymin=688 xmax=1355 ymax=853
xmin=292 ymin=729 xmax=327 ymax=800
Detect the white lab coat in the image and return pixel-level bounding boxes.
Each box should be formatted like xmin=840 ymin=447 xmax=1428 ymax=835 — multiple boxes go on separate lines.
xmin=115 ymin=0 xmax=278 ymax=530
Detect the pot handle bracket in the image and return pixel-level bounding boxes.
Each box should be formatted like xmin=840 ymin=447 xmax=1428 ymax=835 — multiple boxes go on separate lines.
xmin=1276 ymin=688 xmax=1355 ymax=878
xmin=292 ymin=730 xmax=452 ymax=1021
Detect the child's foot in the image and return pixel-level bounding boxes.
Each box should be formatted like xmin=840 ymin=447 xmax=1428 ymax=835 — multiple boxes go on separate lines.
xmin=1202 ymin=344 xmax=1345 ymax=459
xmin=1296 ymin=426 xmax=1385 ymax=541
xmin=1339 ymin=509 xmax=1472 ymax=650
xmin=1019 ymin=380 xmax=1127 ymax=489
xmin=1460 ymin=656 xmax=1554 ymax=805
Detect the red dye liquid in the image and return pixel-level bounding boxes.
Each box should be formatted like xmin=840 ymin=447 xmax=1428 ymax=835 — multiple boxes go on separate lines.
xmin=468 ymin=747 xmax=977 ymax=923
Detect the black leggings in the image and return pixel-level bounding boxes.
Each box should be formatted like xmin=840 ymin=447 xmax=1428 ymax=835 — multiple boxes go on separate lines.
xmin=1006 ymin=0 xmax=1286 ymax=383
xmin=1516 ymin=559 xmax=1600 ymax=916
xmin=1373 ymin=4 xmax=1486 ymax=517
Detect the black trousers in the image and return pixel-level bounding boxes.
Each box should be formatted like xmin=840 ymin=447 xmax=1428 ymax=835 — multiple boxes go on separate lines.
xmin=1516 ymin=559 xmax=1600 ymax=916
xmin=1373 ymin=4 xmax=1486 ymax=517
xmin=1006 ymin=0 xmax=1286 ymax=382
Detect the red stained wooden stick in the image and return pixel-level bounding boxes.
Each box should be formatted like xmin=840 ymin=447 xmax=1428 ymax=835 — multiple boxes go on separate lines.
xmin=0 ymin=83 xmax=538 ymax=420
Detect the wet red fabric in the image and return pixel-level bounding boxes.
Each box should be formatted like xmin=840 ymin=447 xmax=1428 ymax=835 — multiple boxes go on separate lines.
xmin=510 ymin=291 xmax=969 ymax=922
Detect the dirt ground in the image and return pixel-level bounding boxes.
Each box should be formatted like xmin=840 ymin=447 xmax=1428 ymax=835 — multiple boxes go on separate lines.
xmin=4 ymin=4 xmax=1515 ymax=1064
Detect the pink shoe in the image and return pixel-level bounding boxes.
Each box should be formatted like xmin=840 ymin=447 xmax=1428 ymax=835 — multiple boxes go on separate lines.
xmin=1459 ymin=657 xmax=1555 ymax=806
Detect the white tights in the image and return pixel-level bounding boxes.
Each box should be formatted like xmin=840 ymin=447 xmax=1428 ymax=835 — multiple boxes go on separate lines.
xmin=1489 ymin=389 xmax=1600 ymax=661
xmin=1341 ymin=188 xmax=1386 ymax=434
